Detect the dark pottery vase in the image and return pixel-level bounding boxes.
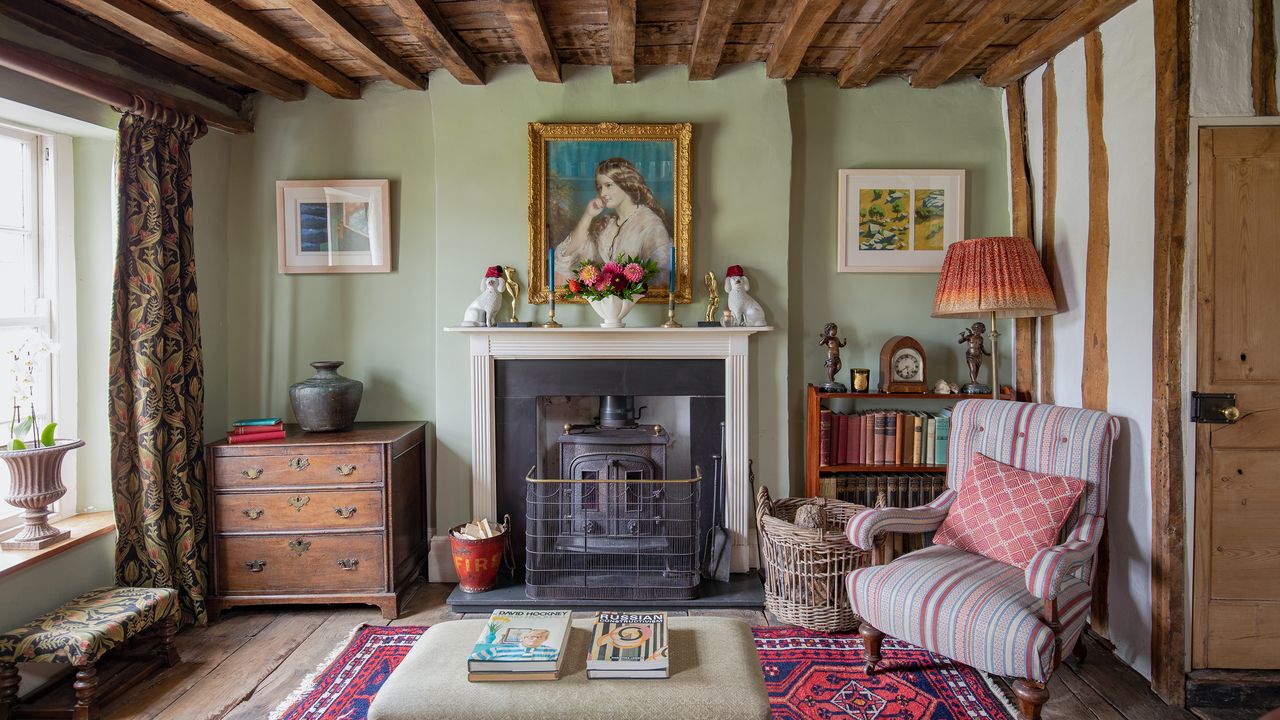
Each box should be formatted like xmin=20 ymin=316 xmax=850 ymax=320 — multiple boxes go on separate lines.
xmin=289 ymin=361 xmax=363 ymax=432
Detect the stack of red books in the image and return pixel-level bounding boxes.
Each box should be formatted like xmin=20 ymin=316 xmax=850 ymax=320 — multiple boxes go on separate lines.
xmin=227 ymin=418 xmax=284 ymax=444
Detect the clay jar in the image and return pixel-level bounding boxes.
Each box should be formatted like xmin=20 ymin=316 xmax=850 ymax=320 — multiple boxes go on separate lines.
xmin=289 ymin=361 xmax=363 ymax=432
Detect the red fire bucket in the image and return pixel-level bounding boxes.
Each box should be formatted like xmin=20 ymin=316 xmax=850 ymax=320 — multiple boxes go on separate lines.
xmin=449 ymin=523 xmax=508 ymax=593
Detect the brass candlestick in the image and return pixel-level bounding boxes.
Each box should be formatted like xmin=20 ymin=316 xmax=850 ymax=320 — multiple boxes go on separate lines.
xmin=542 ymin=288 xmax=562 ymax=328
xmin=662 ymin=292 xmax=682 ymax=328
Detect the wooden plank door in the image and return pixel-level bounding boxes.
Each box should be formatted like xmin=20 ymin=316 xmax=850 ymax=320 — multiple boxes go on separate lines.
xmin=1193 ymin=126 xmax=1280 ymax=669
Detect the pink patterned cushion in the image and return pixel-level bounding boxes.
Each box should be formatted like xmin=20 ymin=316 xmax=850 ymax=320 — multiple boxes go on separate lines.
xmin=934 ymin=453 xmax=1085 ymax=569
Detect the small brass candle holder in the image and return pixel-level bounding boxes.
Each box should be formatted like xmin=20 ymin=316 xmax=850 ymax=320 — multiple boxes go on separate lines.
xmin=542 ymin=289 xmax=563 ymax=328
xmin=661 ymin=296 xmax=682 ymax=328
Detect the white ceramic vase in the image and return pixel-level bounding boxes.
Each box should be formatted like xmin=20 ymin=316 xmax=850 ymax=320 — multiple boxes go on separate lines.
xmin=587 ymin=294 xmax=642 ymax=328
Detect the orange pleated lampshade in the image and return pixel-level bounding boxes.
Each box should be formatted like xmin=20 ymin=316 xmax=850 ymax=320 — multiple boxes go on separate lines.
xmin=932 ymin=236 xmax=1058 ymax=319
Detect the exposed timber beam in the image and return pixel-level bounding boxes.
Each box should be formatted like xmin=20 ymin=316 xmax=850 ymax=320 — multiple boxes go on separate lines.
xmin=912 ymin=0 xmax=1030 ymax=88
xmin=607 ymin=0 xmax=636 ymax=84
xmin=1006 ymin=79 xmax=1037 ymax=402
xmin=981 ymin=0 xmax=1135 ymax=87
xmin=0 ymin=0 xmax=246 ymax=111
xmin=688 ymin=0 xmax=744 ymax=81
xmin=1252 ymin=0 xmax=1278 ymax=114
xmin=1039 ymin=61 xmax=1059 ymax=405
xmin=56 ymin=0 xmax=304 ymax=101
xmin=0 ymin=36 xmax=251 ymax=134
xmin=385 ymin=0 xmax=484 ymax=85
xmin=498 ymin=0 xmax=560 ymax=83
xmin=765 ymin=0 xmax=841 ymax=80
xmin=291 ymin=0 xmax=425 ymax=90
xmin=163 ymin=0 xmax=359 ymax=99
xmin=837 ymin=0 xmax=933 ymax=88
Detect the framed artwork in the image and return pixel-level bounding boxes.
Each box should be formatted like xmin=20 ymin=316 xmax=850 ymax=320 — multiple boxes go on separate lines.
xmin=837 ymin=169 xmax=965 ymax=273
xmin=528 ymin=122 xmax=692 ymax=303
xmin=276 ymin=179 xmax=391 ymax=274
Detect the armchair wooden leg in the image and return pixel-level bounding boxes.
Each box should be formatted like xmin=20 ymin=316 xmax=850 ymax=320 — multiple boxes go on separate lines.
xmin=72 ymin=664 xmax=98 ymax=720
xmin=859 ymin=622 xmax=884 ymax=675
xmin=0 ymin=662 xmax=19 ymax=720
xmin=157 ymin=618 xmax=180 ymax=667
xmin=1012 ymin=679 xmax=1049 ymax=720
xmin=1071 ymin=638 xmax=1087 ymax=663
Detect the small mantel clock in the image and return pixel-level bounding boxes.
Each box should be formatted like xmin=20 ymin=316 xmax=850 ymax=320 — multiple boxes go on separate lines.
xmin=878 ymin=336 xmax=929 ymax=393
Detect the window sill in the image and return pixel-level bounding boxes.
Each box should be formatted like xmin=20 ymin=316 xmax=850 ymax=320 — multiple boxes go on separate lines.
xmin=0 ymin=512 xmax=115 ymax=581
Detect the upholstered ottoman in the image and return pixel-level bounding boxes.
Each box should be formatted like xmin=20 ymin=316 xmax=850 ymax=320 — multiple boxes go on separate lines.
xmin=0 ymin=586 xmax=180 ymax=720
xmin=369 ymin=616 xmax=770 ymax=720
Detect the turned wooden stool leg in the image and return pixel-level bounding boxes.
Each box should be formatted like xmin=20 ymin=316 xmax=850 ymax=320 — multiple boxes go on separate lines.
xmin=157 ymin=619 xmax=180 ymax=667
xmin=1012 ymin=679 xmax=1049 ymax=720
xmin=0 ymin=662 xmax=19 ymax=720
xmin=72 ymin=664 xmax=98 ymax=720
xmin=859 ymin=622 xmax=884 ymax=675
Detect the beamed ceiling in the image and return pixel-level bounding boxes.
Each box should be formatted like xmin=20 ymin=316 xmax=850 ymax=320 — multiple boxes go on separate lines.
xmin=0 ymin=0 xmax=1137 ymax=114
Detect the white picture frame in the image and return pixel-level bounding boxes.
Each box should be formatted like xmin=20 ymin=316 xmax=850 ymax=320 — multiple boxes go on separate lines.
xmin=837 ymin=169 xmax=965 ymax=273
xmin=277 ymin=179 xmax=391 ymax=274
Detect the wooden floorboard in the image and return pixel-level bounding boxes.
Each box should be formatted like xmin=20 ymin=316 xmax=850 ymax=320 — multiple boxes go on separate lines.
xmin=30 ymin=578 xmax=1181 ymax=720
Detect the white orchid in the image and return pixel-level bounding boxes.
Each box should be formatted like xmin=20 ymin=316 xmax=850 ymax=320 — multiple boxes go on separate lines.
xmin=2 ymin=329 xmax=59 ymax=450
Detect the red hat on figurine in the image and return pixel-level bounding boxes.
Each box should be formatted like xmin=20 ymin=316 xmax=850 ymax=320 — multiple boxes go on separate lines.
xmin=484 ymin=265 xmax=503 ymax=278
xmin=726 ymin=265 xmax=745 ymax=278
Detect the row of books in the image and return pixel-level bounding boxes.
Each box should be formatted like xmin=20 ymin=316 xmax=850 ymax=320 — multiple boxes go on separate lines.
xmin=819 ymin=409 xmax=952 ymax=467
xmin=226 ymin=417 xmax=284 ymax=444
xmin=467 ymin=609 xmax=668 ymax=682
xmin=818 ymin=473 xmax=948 ymax=509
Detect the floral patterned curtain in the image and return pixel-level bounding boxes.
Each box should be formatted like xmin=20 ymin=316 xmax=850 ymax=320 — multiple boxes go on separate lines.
xmin=109 ymin=102 xmax=210 ymax=626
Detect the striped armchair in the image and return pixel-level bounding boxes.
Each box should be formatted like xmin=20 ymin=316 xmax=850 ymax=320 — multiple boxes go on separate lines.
xmin=845 ymin=400 xmax=1118 ymax=720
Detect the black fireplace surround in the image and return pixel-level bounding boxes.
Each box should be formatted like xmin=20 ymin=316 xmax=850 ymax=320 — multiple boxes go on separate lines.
xmin=495 ymin=359 xmax=726 ymax=580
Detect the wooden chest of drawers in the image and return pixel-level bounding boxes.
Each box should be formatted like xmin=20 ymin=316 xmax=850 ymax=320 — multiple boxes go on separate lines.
xmin=207 ymin=422 xmax=431 ymax=619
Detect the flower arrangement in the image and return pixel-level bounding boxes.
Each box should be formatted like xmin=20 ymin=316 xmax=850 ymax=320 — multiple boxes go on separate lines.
xmin=561 ymin=254 xmax=657 ymax=302
xmin=3 ymin=329 xmax=59 ymax=450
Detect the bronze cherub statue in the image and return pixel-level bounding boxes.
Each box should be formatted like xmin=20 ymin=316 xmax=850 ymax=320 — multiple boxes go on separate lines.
xmin=959 ymin=321 xmax=992 ymax=394
xmin=818 ymin=322 xmax=848 ymax=392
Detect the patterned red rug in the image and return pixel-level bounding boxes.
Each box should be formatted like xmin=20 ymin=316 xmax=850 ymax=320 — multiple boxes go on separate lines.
xmin=272 ymin=624 xmax=1017 ymax=720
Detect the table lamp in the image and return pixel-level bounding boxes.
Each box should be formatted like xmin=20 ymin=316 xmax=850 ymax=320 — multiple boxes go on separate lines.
xmin=932 ymin=236 xmax=1057 ymax=400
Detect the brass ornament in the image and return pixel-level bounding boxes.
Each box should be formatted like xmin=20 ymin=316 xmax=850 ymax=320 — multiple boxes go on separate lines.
xmin=704 ymin=271 xmax=719 ymax=323
xmin=502 ymin=266 xmax=521 ymax=322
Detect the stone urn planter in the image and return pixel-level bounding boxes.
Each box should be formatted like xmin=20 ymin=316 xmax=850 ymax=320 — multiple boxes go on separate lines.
xmin=0 ymin=438 xmax=83 ymax=550
xmin=586 ymin=294 xmax=643 ymax=328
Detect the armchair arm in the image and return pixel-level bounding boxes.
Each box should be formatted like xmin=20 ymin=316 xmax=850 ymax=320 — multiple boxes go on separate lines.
xmin=1025 ymin=515 xmax=1105 ymax=600
xmin=846 ymin=490 xmax=957 ymax=550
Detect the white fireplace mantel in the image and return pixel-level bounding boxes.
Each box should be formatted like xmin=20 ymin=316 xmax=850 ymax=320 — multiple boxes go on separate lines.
xmin=443 ymin=325 xmax=772 ymax=574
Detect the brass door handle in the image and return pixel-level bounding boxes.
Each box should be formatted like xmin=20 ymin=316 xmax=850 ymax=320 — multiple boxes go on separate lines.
xmin=288 ymin=538 xmax=311 ymax=556
xmin=336 ymin=464 xmax=357 ymax=476
xmin=245 ymin=560 xmax=266 ymax=572
xmin=334 ymin=506 xmax=357 ymax=519
xmin=287 ymin=495 xmax=310 ymax=511
xmin=288 ymin=457 xmax=310 ymax=471
xmin=1222 ymin=406 xmax=1241 ymax=423
xmin=243 ymin=508 xmax=264 ymax=520
xmin=241 ymin=468 xmax=263 ymax=479
xmin=337 ymin=558 xmax=359 ymax=571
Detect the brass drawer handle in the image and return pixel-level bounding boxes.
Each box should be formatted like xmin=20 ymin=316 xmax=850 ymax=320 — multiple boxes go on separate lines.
xmin=337 ymin=558 xmax=359 ymax=571
xmin=336 ymin=464 xmax=357 ymax=476
xmin=241 ymin=468 xmax=263 ymax=479
xmin=334 ymin=506 xmax=357 ymax=519
xmin=287 ymin=495 xmax=310 ymax=511
xmin=288 ymin=538 xmax=311 ymax=556
xmin=243 ymin=508 xmax=264 ymax=520
xmin=288 ymin=457 xmax=310 ymax=471
xmin=245 ymin=560 xmax=266 ymax=573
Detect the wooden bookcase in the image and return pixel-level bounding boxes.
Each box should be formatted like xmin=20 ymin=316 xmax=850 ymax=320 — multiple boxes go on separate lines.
xmin=803 ymin=384 xmax=985 ymax=498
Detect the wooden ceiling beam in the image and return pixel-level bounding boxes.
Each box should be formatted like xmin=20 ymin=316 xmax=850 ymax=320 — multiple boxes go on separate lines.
xmin=0 ymin=36 xmax=251 ymax=134
xmin=55 ymin=0 xmax=304 ymax=101
xmin=911 ymin=0 xmax=1031 ymax=88
xmin=981 ymin=0 xmax=1136 ymax=87
xmin=837 ymin=0 xmax=934 ymax=88
xmin=290 ymin=0 xmax=426 ymax=90
xmin=607 ymin=0 xmax=636 ymax=84
xmin=385 ymin=0 xmax=484 ymax=85
xmin=498 ymin=0 xmax=561 ymax=83
xmin=766 ymin=0 xmax=842 ymax=81
xmin=0 ymin=0 xmax=246 ymax=111
xmin=163 ymin=0 xmax=360 ymax=99
xmin=688 ymin=0 xmax=744 ymax=81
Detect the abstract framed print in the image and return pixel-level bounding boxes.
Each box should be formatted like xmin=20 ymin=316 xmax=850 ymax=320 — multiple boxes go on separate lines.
xmin=837 ymin=169 xmax=965 ymax=273
xmin=277 ymin=179 xmax=391 ymax=274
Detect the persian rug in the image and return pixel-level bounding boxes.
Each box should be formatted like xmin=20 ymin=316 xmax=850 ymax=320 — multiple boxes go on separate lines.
xmin=272 ymin=624 xmax=1017 ymax=720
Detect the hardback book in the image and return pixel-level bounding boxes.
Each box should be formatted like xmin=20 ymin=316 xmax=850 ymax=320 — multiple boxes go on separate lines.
xmin=894 ymin=413 xmax=905 ymax=465
xmin=819 ymin=409 xmax=832 ymax=466
xmin=227 ymin=430 xmax=286 ymax=444
xmin=468 ymin=669 xmax=562 ymax=682
xmin=925 ymin=416 xmax=937 ymax=465
xmin=872 ymin=413 xmax=886 ymax=465
xmin=232 ymin=422 xmax=284 ymax=436
xmin=935 ymin=411 xmax=952 ymax=465
xmin=912 ymin=414 xmax=924 ymax=465
xmin=863 ymin=413 xmax=874 ymax=465
xmin=232 ymin=417 xmax=283 ymax=427
xmin=587 ymin=611 xmax=669 ymax=679
xmin=467 ymin=609 xmax=572 ymax=675
xmin=851 ymin=414 xmax=863 ymax=466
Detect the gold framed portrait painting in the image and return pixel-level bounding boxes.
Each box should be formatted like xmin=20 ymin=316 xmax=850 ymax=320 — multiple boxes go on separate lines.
xmin=528 ymin=122 xmax=692 ymax=303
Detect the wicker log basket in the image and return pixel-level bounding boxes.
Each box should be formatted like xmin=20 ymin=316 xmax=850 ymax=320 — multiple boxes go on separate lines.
xmin=755 ymin=486 xmax=871 ymax=632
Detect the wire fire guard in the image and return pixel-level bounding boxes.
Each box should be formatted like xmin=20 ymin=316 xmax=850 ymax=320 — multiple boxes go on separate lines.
xmin=525 ymin=468 xmax=701 ymax=600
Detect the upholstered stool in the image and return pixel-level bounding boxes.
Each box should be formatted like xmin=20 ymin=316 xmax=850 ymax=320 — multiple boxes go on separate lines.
xmin=0 ymin=586 xmax=181 ymax=720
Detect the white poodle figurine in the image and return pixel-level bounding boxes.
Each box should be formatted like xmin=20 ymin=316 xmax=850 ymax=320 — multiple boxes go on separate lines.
xmin=461 ymin=265 xmax=505 ymax=327
xmin=723 ymin=265 xmax=767 ymax=327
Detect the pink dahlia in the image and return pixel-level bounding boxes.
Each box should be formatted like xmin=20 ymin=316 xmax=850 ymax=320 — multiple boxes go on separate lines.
xmin=623 ymin=263 xmax=644 ymax=283
xmin=578 ymin=264 xmax=599 ymax=284
xmin=593 ymin=275 xmax=611 ymax=291
xmin=602 ymin=262 xmax=624 ymax=275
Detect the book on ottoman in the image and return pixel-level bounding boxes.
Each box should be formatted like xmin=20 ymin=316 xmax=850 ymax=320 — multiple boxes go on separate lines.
xmin=586 ymin=611 xmax=669 ymax=679
xmin=467 ymin=609 xmax=570 ymax=681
